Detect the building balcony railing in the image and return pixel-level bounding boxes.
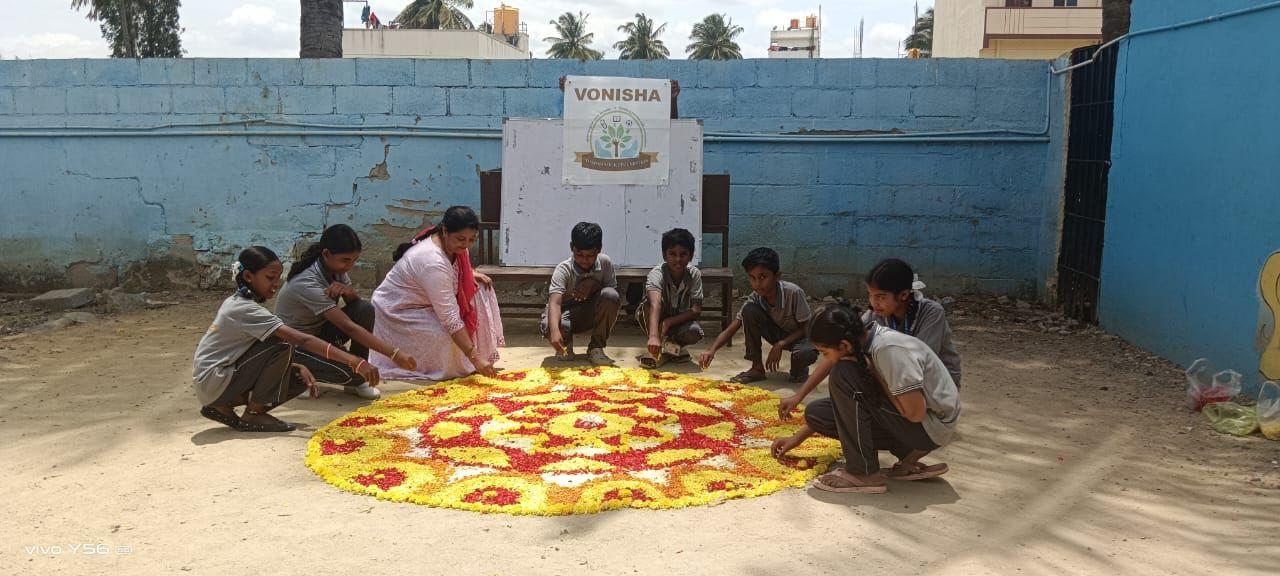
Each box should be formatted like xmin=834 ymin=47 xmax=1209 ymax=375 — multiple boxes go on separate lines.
xmin=984 ymin=6 xmax=1102 ymax=46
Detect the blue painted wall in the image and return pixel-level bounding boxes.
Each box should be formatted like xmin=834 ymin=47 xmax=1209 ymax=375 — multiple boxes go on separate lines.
xmin=1101 ymin=1 xmax=1280 ymax=387
xmin=0 ymin=58 xmax=1065 ymax=296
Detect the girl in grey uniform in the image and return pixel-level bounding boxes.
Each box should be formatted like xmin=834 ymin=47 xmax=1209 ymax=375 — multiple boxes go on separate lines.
xmin=777 ymin=303 xmax=961 ymax=493
xmin=275 ymin=225 xmax=416 ymax=400
xmin=193 ymin=247 xmax=380 ymax=433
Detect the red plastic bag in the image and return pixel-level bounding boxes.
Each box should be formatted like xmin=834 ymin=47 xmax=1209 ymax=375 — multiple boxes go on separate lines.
xmin=1185 ymin=359 xmax=1240 ymax=411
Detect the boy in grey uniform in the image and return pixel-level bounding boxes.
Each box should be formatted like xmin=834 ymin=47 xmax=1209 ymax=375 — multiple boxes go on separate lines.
xmin=638 ymin=228 xmax=705 ymax=368
xmin=540 ymin=222 xmax=620 ymax=365
xmin=698 ymin=247 xmax=819 ymax=383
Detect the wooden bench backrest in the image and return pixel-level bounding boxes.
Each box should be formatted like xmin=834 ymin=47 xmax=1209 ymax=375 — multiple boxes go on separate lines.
xmin=475 ymin=170 xmax=730 ymax=268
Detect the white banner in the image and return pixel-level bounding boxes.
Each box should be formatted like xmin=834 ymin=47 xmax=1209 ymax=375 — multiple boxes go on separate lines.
xmin=562 ymin=75 xmax=671 ymax=186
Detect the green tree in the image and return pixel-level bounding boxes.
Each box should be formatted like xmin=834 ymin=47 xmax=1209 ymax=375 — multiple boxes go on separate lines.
xmin=138 ymin=0 xmax=182 ymax=57
xmin=544 ymin=12 xmax=602 ymax=61
xmin=614 ymin=13 xmax=668 ymax=60
xmin=300 ymin=0 xmax=343 ymax=58
xmin=71 ymin=0 xmax=184 ymax=58
xmin=686 ymin=13 xmax=743 ymax=60
xmin=395 ymin=0 xmax=475 ymax=30
xmin=904 ymin=7 xmax=933 ymax=57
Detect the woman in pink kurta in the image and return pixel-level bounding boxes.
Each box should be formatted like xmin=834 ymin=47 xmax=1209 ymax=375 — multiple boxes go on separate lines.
xmin=370 ymin=206 xmax=504 ymax=381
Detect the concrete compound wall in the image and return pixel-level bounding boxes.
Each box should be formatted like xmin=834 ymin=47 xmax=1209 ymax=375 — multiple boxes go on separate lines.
xmin=1100 ymin=0 xmax=1280 ymax=388
xmin=0 ymin=57 xmax=1065 ymax=297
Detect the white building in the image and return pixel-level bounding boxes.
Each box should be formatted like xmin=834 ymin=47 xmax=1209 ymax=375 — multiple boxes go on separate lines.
xmin=768 ymin=15 xmax=821 ymax=59
xmin=342 ymin=29 xmax=531 ymax=59
xmin=343 ymin=5 xmax=530 ymax=59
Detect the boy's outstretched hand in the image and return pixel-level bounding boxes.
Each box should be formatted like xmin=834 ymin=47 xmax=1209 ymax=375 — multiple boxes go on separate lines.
xmin=697 ymin=350 xmax=715 ymax=369
xmin=770 ymin=436 xmax=802 ymax=461
xmin=777 ymin=394 xmax=802 ymax=421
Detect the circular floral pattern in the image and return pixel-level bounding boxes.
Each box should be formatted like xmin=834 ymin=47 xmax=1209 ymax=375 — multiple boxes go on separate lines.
xmin=306 ymin=367 xmax=841 ymax=515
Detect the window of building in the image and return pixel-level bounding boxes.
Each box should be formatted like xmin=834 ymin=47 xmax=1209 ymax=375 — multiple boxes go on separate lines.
xmin=1053 ymin=0 xmax=1079 ymax=6
xmin=1005 ymin=0 xmax=1032 ymax=7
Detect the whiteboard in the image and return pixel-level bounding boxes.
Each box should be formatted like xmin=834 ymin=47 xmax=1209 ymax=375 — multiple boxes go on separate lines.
xmin=500 ymin=118 xmax=702 ymax=267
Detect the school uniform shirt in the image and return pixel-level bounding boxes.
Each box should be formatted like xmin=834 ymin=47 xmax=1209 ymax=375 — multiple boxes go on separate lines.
xmin=736 ymin=280 xmax=812 ymax=333
xmin=866 ymin=297 xmax=962 ymax=386
xmin=547 ymin=253 xmax=617 ymax=297
xmin=643 ymin=263 xmax=704 ymax=316
xmin=867 ymin=324 xmax=961 ymax=447
xmin=192 ymin=294 xmax=285 ymax=406
xmin=275 ymin=259 xmax=349 ymax=335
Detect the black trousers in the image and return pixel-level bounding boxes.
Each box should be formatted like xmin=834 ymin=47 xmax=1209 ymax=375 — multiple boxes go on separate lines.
xmin=213 ymin=336 xmax=308 ymax=408
xmin=539 ymin=287 xmax=621 ymax=350
xmin=291 ymin=299 xmax=374 ymax=387
xmin=803 ymin=361 xmax=938 ymax=475
xmin=740 ymin=301 xmax=818 ymax=376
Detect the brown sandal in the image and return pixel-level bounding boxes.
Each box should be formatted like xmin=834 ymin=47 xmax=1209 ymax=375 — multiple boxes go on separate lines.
xmin=729 ymin=371 xmax=767 ymax=384
xmin=883 ymin=461 xmax=949 ymax=481
xmin=813 ymin=471 xmax=888 ymax=494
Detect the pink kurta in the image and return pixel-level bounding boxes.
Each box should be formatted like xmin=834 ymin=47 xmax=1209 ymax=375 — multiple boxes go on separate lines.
xmin=369 ymin=239 xmax=504 ymax=381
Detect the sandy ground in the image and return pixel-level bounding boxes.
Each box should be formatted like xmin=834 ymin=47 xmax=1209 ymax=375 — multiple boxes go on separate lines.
xmin=1 ymin=293 xmax=1278 ymax=576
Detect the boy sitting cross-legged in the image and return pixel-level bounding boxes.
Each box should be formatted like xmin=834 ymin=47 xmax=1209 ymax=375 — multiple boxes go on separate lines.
xmin=698 ymin=247 xmax=819 ymax=383
xmin=637 ymin=228 xmax=705 ymax=368
xmin=540 ymin=222 xmax=620 ymax=366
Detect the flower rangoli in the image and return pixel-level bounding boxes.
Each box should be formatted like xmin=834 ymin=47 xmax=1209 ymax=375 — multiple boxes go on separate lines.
xmin=306 ymin=367 xmax=841 ymax=515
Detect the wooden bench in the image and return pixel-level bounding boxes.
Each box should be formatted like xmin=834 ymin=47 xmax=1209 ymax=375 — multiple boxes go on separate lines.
xmin=474 ymin=172 xmax=735 ymax=333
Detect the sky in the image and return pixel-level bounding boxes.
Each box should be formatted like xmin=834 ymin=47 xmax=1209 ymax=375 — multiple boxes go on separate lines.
xmin=0 ymin=0 xmax=932 ymax=60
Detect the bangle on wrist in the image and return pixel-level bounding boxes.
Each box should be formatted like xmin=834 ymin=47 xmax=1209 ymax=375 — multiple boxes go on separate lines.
xmin=389 ymin=348 xmax=400 ymax=361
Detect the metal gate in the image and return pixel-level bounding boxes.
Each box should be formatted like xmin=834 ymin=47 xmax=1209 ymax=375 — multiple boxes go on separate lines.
xmin=1057 ymin=43 xmax=1118 ymax=323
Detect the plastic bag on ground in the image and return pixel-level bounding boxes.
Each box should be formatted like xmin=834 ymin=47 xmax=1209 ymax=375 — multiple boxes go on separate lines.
xmin=1202 ymin=402 xmax=1258 ymax=436
xmin=1257 ymin=381 xmax=1280 ymax=440
xmin=1185 ymin=359 xmax=1241 ymax=411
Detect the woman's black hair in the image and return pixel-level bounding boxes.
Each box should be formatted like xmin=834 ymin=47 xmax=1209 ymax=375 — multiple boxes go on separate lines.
xmin=288 ymin=224 xmax=362 ymax=281
xmin=660 ymin=228 xmax=696 ymax=256
xmin=866 ymin=258 xmax=914 ymax=294
xmin=807 ymin=300 xmax=868 ymax=362
xmin=235 ymin=246 xmax=280 ymax=302
xmin=393 ymin=205 xmax=480 ymax=261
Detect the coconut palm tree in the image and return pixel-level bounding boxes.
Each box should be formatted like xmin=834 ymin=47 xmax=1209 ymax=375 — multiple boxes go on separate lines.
xmin=299 ymin=0 xmax=342 ymax=57
xmin=396 ymin=0 xmax=475 ymax=30
xmin=544 ymin=11 xmax=603 ymax=60
xmin=904 ymin=7 xmax=933 ymax=57
xmin=614 ymin=13 xmax=669 ymax=60
xmin=686 ymin=14 xmax=743 ymax=60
